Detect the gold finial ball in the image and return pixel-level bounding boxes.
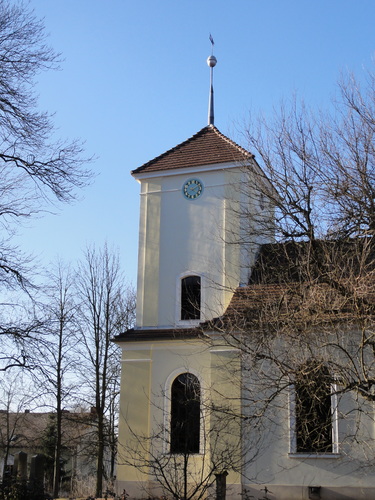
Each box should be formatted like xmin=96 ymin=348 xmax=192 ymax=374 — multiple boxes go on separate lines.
xmin=207 ymin=55 xmax=217 ymax=68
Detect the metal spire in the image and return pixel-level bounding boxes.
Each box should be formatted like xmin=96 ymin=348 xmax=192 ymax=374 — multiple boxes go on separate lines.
xmin=207 ymin=34 xmax=217 ymax=126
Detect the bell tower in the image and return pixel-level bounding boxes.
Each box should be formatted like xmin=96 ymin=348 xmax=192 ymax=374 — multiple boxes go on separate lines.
xmin=131 ymin=48 xmax=270 ymax=332
xmin=132 ymin=124 xmax=262 ymax=328
xmin=115 ymin=44 xmax=274 ymax=499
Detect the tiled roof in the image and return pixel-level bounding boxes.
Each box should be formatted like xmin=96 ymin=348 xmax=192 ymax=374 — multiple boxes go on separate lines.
xmin=204 ymin=281 xmax=366 ymax=334
xmin=201 ymin=283 xmax=293 ymax=331
xmin=116 ymin=239 xmax=375 ymax=340
xmin=132 ymin=125 xmax=253 ymax=176
xmin=225 ymin=284 xmax=291 ymax=315
xmin=205 ymin=238 xmax=375 ymax=333
xmin=118 ymin=238 xmax=375 ymax=340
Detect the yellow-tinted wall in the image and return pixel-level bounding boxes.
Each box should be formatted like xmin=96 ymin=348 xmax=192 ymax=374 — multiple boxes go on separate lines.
xmin=135 ymin=165 xmax=261 ymax=330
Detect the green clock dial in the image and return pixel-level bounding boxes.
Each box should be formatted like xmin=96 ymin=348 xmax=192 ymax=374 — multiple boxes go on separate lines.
xmin=183 ymin=178 xmax=203 ymax=200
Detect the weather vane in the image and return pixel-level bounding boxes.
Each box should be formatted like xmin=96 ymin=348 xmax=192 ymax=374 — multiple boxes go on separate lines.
xmin=209 ymin=34 xmax=214 ymax=54
xmin=207 ymin=34 xmax=217 ymax=126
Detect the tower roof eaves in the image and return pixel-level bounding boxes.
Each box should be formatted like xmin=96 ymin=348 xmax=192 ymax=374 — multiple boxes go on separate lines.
xmin=131 ymin=125 xmax=254 ymax=177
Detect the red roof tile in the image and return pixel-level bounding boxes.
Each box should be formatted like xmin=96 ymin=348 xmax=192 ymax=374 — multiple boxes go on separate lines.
xmin=132 ymin=125 xmax=253 ymax=176
xmin=205 ymin=279 xmax=375 ymax=334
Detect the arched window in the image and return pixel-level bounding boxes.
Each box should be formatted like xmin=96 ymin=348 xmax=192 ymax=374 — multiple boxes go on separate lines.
xmin=181 ymin=275 xmax=201 ymax=320
xmin=170 ymin=373 xmax=200 ymax=454
xmin=295 ymin=361 xmax=332 ymax=453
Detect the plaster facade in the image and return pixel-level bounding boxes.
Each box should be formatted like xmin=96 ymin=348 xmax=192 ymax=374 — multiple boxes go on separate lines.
xmin=115 ymin=126 xmax=375 ymax=499
xmin=134 ymin=163 xmax=261 ymax=329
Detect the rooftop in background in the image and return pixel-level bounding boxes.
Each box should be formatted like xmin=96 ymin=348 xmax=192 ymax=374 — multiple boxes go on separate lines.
xmin=0 ymin=410 xmax=97 ymax=451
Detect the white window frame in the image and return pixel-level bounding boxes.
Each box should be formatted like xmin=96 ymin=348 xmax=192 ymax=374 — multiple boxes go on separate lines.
xmin=289 ymin=382 xmax=339 ymax=457
xmin=163 ymin=368 xmax=205 ymax=455
xmin=175 ymin=271 xmax=205 ymax=326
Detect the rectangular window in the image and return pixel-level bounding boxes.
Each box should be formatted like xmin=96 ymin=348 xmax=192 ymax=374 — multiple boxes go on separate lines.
xmin=295 ymin=376 xmax=332 ymax=452
xmin=170 ymin=373 xmax=200 ymax=454
xmin=290 ymin=362 xmax=338 ymax=455
xmin=181 ymin=276 xmax=201 ymax=320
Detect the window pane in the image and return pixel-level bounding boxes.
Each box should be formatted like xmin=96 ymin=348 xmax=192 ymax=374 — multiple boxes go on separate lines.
xmin=170 ymin=373 xmax=200 ymax=453
xmin=295 ymin=363 xmax=332 ymax=453
xmin=181 ymin=276 xmax=201 ymax=320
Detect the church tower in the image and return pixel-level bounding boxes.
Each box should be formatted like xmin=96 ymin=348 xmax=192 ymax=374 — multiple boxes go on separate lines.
xmin=115 ymin=49 xmax=271 ymax=499
xmin=114 ymin=42 xmax=375 ymax=500
xmin=132 ymin=124 xmax=260 ymax=331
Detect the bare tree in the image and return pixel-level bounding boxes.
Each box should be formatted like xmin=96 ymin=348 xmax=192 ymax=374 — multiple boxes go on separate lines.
xmin=75 ymin=244 xmax=135 ymax=497
xmin=243 ymin=67 xmax=375 ymax=242
xmin=115 ymin=66 xmax=375 ymax=499
xmin=201 ymin=65 xmax=375 ymax=486
xmin=119 ymin=374 xmax=244 ymax=500
xmin=0 ymin=0 xmax=90 ymax=372
xmin=35 ymin=262 xmax=79 ymax=498
xmin=0 ymin=378 xmax=37 ymax=482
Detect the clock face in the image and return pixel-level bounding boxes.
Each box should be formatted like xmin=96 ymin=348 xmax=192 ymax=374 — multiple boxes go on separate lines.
xmin=182 ymin=178 xmax=203 ymax=200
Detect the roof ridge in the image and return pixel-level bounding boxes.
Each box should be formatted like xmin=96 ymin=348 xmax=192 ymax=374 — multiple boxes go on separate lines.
xmin=131 ymin=125 xmax=253 ymax=176
xmin=209 ymin=125 xmax=254 ymax=159
xmin=131 ymin=126 xmax=210 ymax=175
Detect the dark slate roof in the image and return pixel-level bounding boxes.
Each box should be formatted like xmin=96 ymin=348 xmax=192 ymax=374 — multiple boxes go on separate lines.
xmin=249 ymin=238 xmax=375 ymax=285
xmin=131 ymin=125 xmax=253 ymax=176
xmin=114 ymin=327 xmax=204 ymax=343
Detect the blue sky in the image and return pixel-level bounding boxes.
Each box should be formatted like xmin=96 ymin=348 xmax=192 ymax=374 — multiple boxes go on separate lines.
xmin=19 ymin=0 xmax=375 ymax=285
